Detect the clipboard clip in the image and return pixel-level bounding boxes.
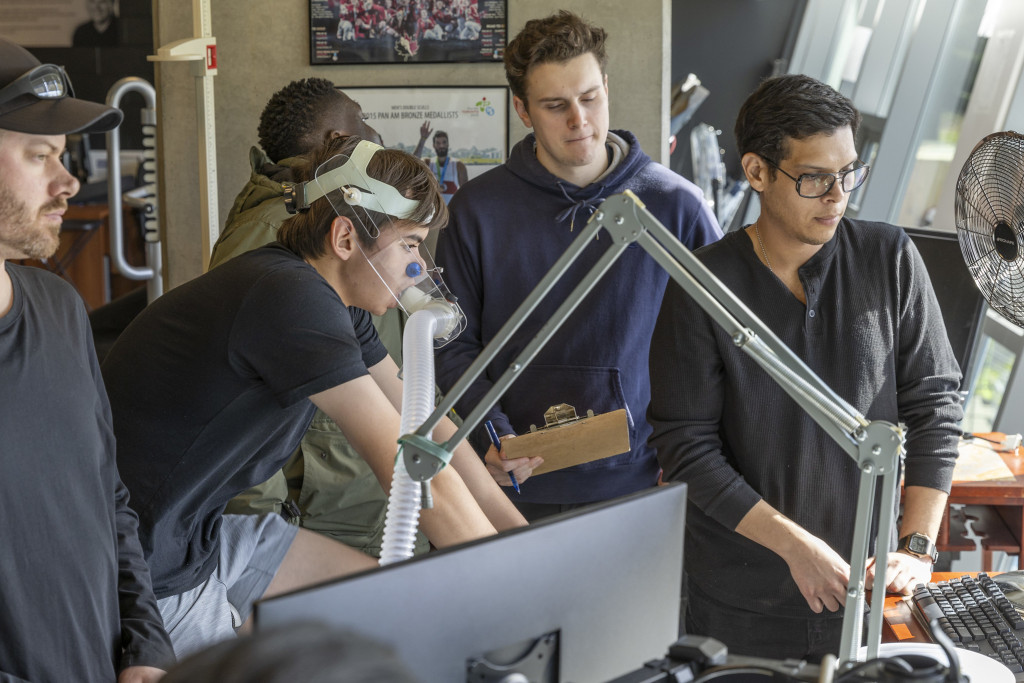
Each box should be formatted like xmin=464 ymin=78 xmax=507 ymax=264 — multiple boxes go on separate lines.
xmin=528 ymin=403 xmax=596 ymax=433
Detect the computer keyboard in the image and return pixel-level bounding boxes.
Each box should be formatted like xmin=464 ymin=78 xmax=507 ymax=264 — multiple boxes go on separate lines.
xmin=911 ymin=572 xmax=1024 ymax=679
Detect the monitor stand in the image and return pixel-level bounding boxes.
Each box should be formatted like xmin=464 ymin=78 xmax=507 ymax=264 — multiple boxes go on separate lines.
xmin=467 ymin=632 xmax=558 ymax=682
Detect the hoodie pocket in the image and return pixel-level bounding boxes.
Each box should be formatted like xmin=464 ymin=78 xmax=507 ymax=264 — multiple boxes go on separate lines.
xmin=501 ymin=364 xmax=635 ymax=457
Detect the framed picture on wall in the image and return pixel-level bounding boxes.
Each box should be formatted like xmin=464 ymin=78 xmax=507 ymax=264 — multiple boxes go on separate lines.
xmin=309 ymin=0 xmax=507 ymax=65
xmin=345 ymin=86 xmax=508 ymax=182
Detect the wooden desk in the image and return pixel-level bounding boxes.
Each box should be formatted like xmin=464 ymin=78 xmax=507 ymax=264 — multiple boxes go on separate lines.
xmin=939 ymin=435 xmax=1024 ymax=570
xmin=14 ymin=203 xmax=146 ymax=311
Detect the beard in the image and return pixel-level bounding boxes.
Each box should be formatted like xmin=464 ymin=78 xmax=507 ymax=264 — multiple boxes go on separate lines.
xmin=0 ymin=184 xmax=64 ymax=260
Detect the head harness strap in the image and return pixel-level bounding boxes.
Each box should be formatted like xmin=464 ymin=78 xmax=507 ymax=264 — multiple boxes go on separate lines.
xmin=301 ymin=140 xmax=421 ymax=219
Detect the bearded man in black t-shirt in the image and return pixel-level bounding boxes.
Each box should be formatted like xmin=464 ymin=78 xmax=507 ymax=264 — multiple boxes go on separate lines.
xmin=0 ymin=38 xmax=173 ymax=682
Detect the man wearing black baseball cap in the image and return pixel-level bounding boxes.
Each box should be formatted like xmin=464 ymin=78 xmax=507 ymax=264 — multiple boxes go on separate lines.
xmin=0 ymin=37 xmax=174 ymax=682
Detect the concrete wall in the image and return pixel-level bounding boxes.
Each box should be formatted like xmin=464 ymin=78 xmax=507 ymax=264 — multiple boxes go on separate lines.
xmin=155 ymin=0 xmax=670 ymax=287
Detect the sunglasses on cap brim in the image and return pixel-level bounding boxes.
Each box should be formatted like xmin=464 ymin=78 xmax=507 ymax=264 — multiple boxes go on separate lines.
xmin=0 ymin=64 xmax=74 ymax=110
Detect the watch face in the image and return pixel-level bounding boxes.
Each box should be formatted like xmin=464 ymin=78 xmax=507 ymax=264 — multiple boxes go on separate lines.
xmin=909 ymin=536 xmax=928 ymax=553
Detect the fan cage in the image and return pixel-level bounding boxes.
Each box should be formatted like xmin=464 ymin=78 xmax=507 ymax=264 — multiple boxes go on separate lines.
xmin=954 ymin=131 xmax=1024 ymax=329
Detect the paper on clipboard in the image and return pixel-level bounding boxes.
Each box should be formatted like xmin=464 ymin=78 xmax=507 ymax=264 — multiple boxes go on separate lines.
xmin=500 ymin=407 xmax=630 ymax=476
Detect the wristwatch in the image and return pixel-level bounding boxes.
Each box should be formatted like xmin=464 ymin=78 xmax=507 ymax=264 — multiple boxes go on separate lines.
xmin=897 ymin=532 xmax=938 ymax=563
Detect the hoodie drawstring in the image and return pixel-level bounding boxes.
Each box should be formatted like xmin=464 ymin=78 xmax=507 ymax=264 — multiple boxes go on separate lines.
xmin=555 ymin=183 xmax=605 ymax=232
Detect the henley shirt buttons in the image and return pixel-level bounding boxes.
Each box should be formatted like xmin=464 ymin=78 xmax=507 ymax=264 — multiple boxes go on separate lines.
xmin=808 ymin=310 xmax=816 ymax=318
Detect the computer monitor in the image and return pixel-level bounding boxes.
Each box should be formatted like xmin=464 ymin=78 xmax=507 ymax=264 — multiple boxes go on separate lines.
xmin=904 ymin=227 xmax=988 ymax=384
xmin=254 ymin=483 xmax=687 ymax=682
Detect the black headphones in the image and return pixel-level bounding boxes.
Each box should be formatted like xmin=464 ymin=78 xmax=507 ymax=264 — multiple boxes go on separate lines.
xmin=839 ymin=622 xmax=968 ymax=683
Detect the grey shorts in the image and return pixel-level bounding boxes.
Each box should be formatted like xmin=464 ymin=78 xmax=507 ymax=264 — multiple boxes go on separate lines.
xmin=157 ymin=512 xmax=298 ymax=658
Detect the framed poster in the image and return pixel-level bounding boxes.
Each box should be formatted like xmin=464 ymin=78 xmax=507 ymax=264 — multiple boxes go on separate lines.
xmin=310 ymin=0 xmax=506 ymax=64
xmin=0 ymin=0 xmax=93 ymax=47
xmin=347 ymin=86 xmax=508 ymax=183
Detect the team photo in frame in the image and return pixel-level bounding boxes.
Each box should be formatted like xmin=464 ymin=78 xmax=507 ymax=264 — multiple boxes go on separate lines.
xmin=310 ymin=0 xmax=507 ymax=64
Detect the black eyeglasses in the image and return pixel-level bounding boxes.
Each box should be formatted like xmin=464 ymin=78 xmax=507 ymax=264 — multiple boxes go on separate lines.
xmin=762 ymin=157 xmax=870 ymax=198
xmin=0 ymin=64 xmax=74 ymax=109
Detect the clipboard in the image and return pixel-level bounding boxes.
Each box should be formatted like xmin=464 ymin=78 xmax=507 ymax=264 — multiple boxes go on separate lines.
xmin=500 ymin=405 xmax=630 ymax=476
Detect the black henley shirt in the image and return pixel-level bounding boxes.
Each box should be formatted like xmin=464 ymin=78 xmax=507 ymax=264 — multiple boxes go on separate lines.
xmin=648 ymin=218 xmax=963 ymax=618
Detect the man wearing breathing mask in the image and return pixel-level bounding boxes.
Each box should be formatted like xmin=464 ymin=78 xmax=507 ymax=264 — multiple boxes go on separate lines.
xmin=102 ymin=135 xmax=526 ymax=658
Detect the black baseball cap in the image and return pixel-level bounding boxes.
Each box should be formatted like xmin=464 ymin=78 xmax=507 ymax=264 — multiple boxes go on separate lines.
xmin=0 ymin=37 xmax=123 ymax=135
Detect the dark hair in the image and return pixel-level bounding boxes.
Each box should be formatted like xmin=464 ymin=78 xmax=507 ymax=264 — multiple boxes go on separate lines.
xmin=257 ymin=78 xmax=367 ymax=163
xmin=160 ymin=622 xmax=420 ymax=683
xmin=278 ymin=134 xmax=448 ymax=260
xmin=734 ymin=74 xmax=861 ymax=176
xmin=504 ymin=10 xmax=607 ymax=105
xmin=432 ymin=130 xmax=448 ymax=141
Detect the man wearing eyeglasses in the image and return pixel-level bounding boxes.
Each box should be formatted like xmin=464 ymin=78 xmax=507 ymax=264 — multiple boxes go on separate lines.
xmin=0 ymin=39 xmax=173 ymax=681
xmin=648 ymin=74 xmax=963 ymax=660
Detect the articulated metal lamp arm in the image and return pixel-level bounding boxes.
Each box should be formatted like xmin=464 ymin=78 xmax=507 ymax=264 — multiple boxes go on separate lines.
xmin=406 ymin=191 xmax=901 ymax=666
xmin=604 ymin=191 xmax=903 ymax=667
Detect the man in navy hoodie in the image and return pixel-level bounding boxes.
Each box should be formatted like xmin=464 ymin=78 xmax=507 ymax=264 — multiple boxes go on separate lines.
xmin=434 ymin=10 xmax=722 ymax=520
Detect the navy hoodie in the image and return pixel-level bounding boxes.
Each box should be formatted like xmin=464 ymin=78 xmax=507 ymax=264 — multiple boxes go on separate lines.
xmin=435 ymin=130 xmax=722 ymax=504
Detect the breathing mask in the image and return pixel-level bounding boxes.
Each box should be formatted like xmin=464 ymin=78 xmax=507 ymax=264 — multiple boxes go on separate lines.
xmin=284 ymin=139 xmax=465 ymax=347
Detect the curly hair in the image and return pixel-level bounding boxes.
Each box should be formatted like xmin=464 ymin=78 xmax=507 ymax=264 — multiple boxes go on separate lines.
xmin=278 ymin=134 xmax=448 ymax=261
xmin=504 ymin=10 xmax=607 ymax=106
xmin=735 ymin=74 xmax=861 ymax=175
xmin=257 ymin=78 xmax=366 ymax=163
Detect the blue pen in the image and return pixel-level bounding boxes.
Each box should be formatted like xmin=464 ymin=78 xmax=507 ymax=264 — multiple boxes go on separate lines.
xmin=484 ymin=420 xmax=520 ymax=494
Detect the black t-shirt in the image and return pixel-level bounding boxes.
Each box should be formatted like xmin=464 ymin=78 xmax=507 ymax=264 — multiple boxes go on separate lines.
xmin=103 ymin=244 xmax=387 ymax=597
xmin=1 ymin=265 xmax=173 ymax=680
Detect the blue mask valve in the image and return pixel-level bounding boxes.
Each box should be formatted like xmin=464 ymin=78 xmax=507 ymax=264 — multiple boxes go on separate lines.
xmin=406 ymin=262 xmax=423 ymax=278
